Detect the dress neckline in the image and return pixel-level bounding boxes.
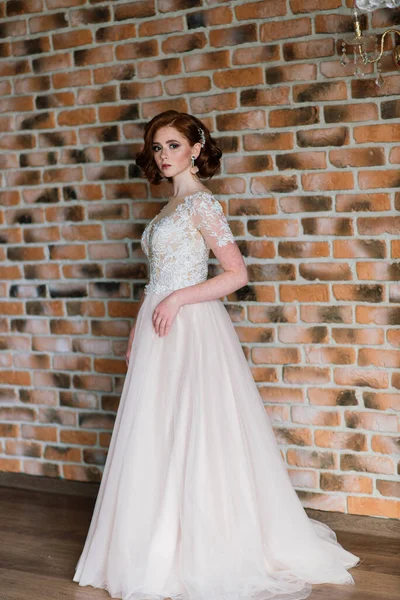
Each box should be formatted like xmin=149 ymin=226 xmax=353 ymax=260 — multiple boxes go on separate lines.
xmin=147 ymin=189 xmax=210 ymax=230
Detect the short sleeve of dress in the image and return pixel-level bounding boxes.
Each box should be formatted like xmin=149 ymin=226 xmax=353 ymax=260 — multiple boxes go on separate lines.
xmin=190 ymin=192 xmax=235 ymax=251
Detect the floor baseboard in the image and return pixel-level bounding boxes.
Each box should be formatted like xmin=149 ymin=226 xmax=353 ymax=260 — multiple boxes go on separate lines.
xmin=1 ymin=471 xmax=399 ymax=538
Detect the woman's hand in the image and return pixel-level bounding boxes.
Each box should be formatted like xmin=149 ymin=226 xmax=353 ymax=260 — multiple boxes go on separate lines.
xmin=152 ymin=291 xmax=182 ymax=337
xmin=125 ymin=323 xmax=136 ymax=367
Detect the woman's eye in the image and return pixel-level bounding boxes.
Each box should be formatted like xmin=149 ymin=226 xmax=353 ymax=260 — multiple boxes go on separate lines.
xmin=152 ymin=146 xmax=160 ymax=152
xmin=170 ymin=143 xmax=179 ymax=149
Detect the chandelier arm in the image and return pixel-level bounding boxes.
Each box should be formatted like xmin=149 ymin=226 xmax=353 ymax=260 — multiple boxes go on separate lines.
xmin=364 ymin=28 xmax=400 ymax=64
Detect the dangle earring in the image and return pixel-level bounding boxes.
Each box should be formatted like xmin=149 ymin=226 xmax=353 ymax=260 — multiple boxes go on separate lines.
xmin=190 ymin=155 xmax=199 ymax=174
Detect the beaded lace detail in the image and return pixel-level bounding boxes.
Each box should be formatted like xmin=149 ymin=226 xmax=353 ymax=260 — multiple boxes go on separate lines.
xmin=141 ymin=191 xmax=235 ymax=295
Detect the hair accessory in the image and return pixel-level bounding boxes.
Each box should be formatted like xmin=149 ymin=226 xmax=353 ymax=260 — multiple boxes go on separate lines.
xmin=198 ymin=127 xmax=206 ymax=147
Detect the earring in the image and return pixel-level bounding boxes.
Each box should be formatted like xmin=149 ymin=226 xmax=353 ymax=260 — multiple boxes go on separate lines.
xmin=190 ymin=155 xmax=199 ymax=174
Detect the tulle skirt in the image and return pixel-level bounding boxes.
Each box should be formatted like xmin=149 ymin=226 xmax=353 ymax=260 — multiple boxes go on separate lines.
xmin=73 ymin=291 xmax=360 ymax=600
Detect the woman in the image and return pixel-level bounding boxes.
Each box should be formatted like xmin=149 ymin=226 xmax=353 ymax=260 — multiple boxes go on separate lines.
xmin=73 ymin=110 xmax=360 ymax=600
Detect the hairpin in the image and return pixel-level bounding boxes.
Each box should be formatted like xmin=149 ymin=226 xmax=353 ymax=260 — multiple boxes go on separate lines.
xmin=198 ymin=127 xmax=206 ymax=147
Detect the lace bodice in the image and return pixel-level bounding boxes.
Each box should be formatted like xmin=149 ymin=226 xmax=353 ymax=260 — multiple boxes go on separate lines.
xmin=140 ymin=191 xmax=235 ymax=295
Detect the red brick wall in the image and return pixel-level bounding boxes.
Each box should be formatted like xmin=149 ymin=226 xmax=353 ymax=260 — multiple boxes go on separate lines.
xmin=0 ymin=0 xmax=399 ymax=520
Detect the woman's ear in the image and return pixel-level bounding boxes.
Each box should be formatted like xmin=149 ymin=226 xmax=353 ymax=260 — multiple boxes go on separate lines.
xmin=192 ymin=142 xmax=202 ymax=160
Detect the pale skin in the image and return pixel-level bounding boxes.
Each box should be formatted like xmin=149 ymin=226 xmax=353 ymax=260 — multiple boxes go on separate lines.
xmin=125 ymin=125 xmax=248 ymax=366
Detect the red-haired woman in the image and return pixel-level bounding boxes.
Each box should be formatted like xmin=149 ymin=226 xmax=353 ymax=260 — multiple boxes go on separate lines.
xmin=73 ymin=111 xmax=360 ymax=600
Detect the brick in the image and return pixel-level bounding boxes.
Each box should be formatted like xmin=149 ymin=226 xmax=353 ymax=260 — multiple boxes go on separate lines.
xmin=290 ymin=0 xmax=341 ymax=12
xmin=216 ymin=110 xmax=266 ymax=132
xmin=63 ymin=464 xmax=102 ymax=482
xmin=58 ymin=107 xmax=96 ymax=127
xmin=46 ymin=0 xmax=85 ymax=6
xmin=266 ymin=64 xmax=316 ymax=85
xmin=352 ymin=76 xmax=400 ymax=99
xmin=278 ymin=326 xmax=328 ymax=345
xmin=358 ymin=216 xmax=400 ymax=236
xmin=114 ymin=1 xmax=155 ymax=20
xmin=321 ymin=473 xmax=372 ymax=494
xmin=279 ymin=196 xmax=331 ymax=213
xmin=214 ymin=67 xmax=263 ymax=90
xmin=233 ymin=45 xmax=280 ymax=66
xmin=191 ymin=92 xmax=237 ymax=114
xmin=0 ymin=96 xmax=35 ymax=113
xmin=138 ymin=16 xmax=183 ymax=38
xmin=209 ymin=24 xmax=257 ymax=48
xmin=70 ymin=6 xmax=111 ymax=25
xmin=53 ymin=29 xmax=92 ymax=50
xmin=348 ymin=497 xmax=399 ymax=519
xmin=341 ymin=454 xmax=394 ymax=475
xmin=158 ymin=0 xmax=200 ymax=12
xmin=229 ymin=198 xmax=277 ymax=216
xmin=305 ymin=347 xmax=356 ymax=365
xmin=301 ymin=305 xmax=352 ymax=325
xmin=302 ymin=172 xmax=354 ymax=191
xmin=359 ymin=170 xmax=400 ymax=190
xmin=95 ymin=23 xmax=136 ymax=43
xmin=240 ymin=87 xmax=289 ymax=108
xmin=261 ymin=17 xmax=311 ymax=42
xmin=12 ymin=36 xmax=51 ymax=57
xmin=279 ymin=284 xmax=329 ymax=302
xmin=276 ymin=151 xmax=326 ymax=171
xmin=359 ymin=349 xmax=400 ymax=370
xmin=0 ymin=19 xmax=26 ymax=38
xmin=116 ymin=39 xmax=158 ymax=62
xmin=251 ymin=175 xmax=298 ymax=194
xmin=334 ymin=367 xmax=388 ymax=389
xmin=324 ymin=102 xmax=378 ymax=123
xmin=53 ymin=69 xmax=91 ymax=89
xmin=330 ymin=148 xmax=385 ymax=169
xmin=354 ymin=124 xmax=400 ymax=143
xmin=252 ymin=348 xmax=300 ymax=365
xmin=7 ymin=0 xmax=44 ymax=15
xmin=292 ymin=406 xmax=339 ymax=425
xmin=162 ymin=32 xmax=206 ymax=55
xmin=93 ymin=63 xmax=135 ymax=84
xmin=243 ymin=132 xmax=293 ymax=151
xmin=137 ymin=58 xmax=181 ymax=79
xmin=283 ymin=39 xmax=334 ymax=61
xmin=225 ymin=155 xmax=272 ymax=175
xmin=294 ymin=82 xmax=346 ymax=103
xmin=259 ymin=386 xmax=304 ymax=404
xmin=184 ymin=50 xmax=229 ymax=73
xmin=165 ymin=76 xmax=210 ymax=96
xmin=29 ymin=13 xmax=68 ymax=34
xmin=297 ymin=127 xmax=349 ymax=147
xmin=333 ymin=283 xmax=384 ymax=303
xmin=270 ymin=107 xmax=319 ymax=128
xmin=21 ymin=425 xmax=57 ymax=442
xmin=336 ymin=193 xmax=390 ymax=213
xmin=371 ymin=435 xmax=400 ymax=455
xmin=316 ymin=431 xmax=367 ymax=452
xmin=247 ymin=218 xmax=299 ymax=238
xmin=381 ymin=99 xmax=400 ymax=120
xmin=315 ymin=13 xmax=354 ymax=34
xmin=287 ymin=448 xmax=337 ymax=470
xmin=320 ymin=59 xmax=373 ymax=80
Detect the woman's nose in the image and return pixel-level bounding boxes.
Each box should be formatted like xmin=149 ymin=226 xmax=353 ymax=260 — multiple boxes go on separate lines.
xmin=160 ymin=149 xmax=169 ymax=160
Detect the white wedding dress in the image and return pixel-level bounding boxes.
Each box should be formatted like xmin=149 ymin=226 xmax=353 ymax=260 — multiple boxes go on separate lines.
xmin=73 ymin=191 xmax=360 ymax=600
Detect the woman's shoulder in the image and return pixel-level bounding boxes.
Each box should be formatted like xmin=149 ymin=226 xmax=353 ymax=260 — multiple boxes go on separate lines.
xmin=186 ymin=189 xmax=221 ymax=212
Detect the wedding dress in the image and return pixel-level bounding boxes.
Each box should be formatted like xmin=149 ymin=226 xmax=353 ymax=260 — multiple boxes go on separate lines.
xmin=73 ymin=190 xmax=360 ymax=600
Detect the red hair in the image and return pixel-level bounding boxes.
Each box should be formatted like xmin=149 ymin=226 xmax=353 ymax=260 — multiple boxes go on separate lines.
xmin=135 ymin=110 xmax=222 ymax=184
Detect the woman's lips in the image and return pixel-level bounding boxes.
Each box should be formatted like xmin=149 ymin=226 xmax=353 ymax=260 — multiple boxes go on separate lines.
xmin=162 ymin=164 xmax=171 ymax=168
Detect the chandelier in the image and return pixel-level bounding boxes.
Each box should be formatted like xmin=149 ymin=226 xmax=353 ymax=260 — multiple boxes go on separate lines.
xmin=341 ymin=1 xmax=400 ymax=86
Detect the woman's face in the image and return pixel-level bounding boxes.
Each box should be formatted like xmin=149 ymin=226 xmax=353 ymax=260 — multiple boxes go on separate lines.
xmin=152 ymin=126 xmax=197 ymax=179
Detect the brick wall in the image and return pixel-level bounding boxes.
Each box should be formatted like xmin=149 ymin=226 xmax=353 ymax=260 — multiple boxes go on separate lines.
xmin=0 ymin=0 xmax=399 ymax=520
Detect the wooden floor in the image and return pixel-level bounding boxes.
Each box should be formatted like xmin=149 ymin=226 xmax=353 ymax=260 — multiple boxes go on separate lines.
xmin=0 ymin=485 xmax=399 ymax=600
